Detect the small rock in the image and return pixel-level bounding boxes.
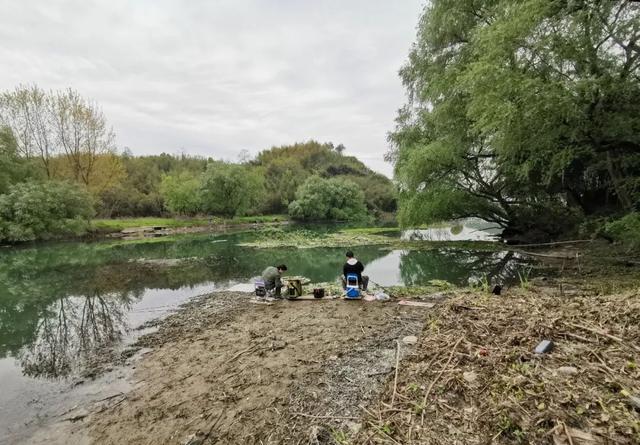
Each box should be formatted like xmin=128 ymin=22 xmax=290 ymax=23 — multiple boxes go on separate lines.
xmin=534 ymin=340 xmax=554 ymax=354
xmin=402 ymin=335 xmax=418 ymax=345
xmin=621 ymin=389 xmax=640 ymax=409
xmin=463 ymin=371 xmax=478 ymax=383
xmin=270 ymin=340 xmax=287 ymax=351
xmin=183 ymin=432 xmax=205 ymax=445
xmin=557 ymin=366 xmax=578 ymax=375
xmin=328 ymin=355 xmax=338 ymax=361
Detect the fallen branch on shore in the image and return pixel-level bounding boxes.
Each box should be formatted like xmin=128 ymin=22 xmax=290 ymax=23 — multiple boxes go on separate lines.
xmin=292 ymin=412 xmax=359 ymax=420
xmin=390 ymin=340 xmax=401 ymax=407
xmin=566 ymin=322 xmax=640 ymax=353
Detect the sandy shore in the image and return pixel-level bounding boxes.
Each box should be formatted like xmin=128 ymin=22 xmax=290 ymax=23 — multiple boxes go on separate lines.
xmin=28 ymin=292 xmax=428 ymax=444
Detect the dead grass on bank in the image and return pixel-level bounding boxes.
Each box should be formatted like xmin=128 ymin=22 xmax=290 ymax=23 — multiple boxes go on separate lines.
xmin=356 ymin=286 xmax=640 ymax=445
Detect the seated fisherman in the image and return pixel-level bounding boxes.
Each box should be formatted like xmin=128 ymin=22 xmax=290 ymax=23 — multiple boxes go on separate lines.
xmin=341 ymin=251 xmax=368 ymax=291
xmin=261 ymin=264 xmax=288 ymax=297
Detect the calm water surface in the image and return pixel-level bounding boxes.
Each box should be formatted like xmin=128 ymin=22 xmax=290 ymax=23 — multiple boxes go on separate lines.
xmin=0 ymin=224 xmax=528 ymax=440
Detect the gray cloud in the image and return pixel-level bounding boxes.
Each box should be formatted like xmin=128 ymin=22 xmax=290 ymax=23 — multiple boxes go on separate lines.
xmin=0 ymin=0 xmax=424 ymax=176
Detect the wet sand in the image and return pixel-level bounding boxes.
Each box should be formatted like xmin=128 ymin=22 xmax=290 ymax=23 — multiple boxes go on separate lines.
xmin=26 ymin=292 xmax=428 ymax=444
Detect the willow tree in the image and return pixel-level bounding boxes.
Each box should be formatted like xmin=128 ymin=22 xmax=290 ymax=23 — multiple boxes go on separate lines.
xmin=390 ymin=0 xmax=640 ymax=239
xmin=200 ymin=162 xmax=265 ymax=218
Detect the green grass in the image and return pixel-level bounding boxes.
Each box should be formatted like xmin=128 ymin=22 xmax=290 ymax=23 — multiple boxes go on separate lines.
xmin=90 ymin=215 xmax=287 ymax=232
xmin=91 ymin=217 xmax=206 ymax=231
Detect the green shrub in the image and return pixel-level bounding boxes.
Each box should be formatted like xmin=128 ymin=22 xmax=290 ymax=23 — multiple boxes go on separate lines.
xmin=98 ymin=185 xmax=164 ymax=217
xmin=200 ymin=162 xmax=265 ymax=218
xmin=339 ymin=174 xmax=397 ymax=213
xmin=604 ymin=213 xmax=640 ymax=250
xmin=288 ymin=176 xmax=370 ymax=222
xmin=0 ymin=126 xmax=38 ymax=194
xmin=0 ymin=181 xmax=94 ymax=242
xmin=159 ymin=171 xmax=202 ymax=216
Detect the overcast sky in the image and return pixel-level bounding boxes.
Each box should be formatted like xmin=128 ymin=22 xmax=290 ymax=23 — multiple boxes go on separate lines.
xmin=1 ymin=0 xmax=424 ymax=177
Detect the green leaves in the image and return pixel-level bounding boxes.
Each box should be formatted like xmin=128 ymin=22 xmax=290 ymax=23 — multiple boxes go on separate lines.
xmin=199 ymin=162 xmax=264 ymax=218
xmin=159 ymin=171 xmax=202 ymax=216
xmin=391 ymin=0 xmax=640 ymax=239
xmin=256 ymin=141 xmax=396 ymax=215
xmin=0 ymin=181 xmax=94 ymax=242
xmin=288 ymin=176 xmax=370 ymax=222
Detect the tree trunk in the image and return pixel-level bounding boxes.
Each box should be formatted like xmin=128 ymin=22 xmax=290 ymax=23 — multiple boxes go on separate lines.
xmin=605 ymin=151 xmax=632 ymax=210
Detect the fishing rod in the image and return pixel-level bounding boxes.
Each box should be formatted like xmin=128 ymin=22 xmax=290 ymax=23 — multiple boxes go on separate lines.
xmin=367 ymin=279 xmax=396 ymax=298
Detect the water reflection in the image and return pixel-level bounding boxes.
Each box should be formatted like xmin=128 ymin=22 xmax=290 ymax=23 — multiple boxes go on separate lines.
xmin=0 ymin=237 xmax=393 ymax=379
xmin=402 ymin=218 xmax=502 ymax=242
xmin=17 ymin=292 xmax=131 ymax=379
xmin=398 ymin=249 xmax=521 ymax=286
xmin=362 ymin=249 xmax=526 ymax=288
xmin=0 ymin=231 xmax=529 ymax=381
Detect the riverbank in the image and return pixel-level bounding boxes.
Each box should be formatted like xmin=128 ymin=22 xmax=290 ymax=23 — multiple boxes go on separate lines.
xmin=89 ymin=215 xmax=288 ymax=236
xmin=0 ymin=215 xmax=290 ymax=247
xmin=19 ymin=245 xmax=639 ymax=444
xmin=27 ymin=291 xmax=430 ymax=445
xmin=357 ymin=287 xmax=640 ymax=444
xmin=9 ymin=241 xmax=638 ymax=444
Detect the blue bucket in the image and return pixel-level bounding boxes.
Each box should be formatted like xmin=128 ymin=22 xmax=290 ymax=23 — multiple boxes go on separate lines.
xmin=346 ymin=287 xmax=360 ymax=298
xmin=345 ymin=274 xmax=360 ymax=299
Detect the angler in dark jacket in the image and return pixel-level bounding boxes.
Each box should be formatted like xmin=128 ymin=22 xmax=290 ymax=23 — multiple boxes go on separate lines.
xmin=341 ymin=251 xmax=369 ymax=291
xmin=261 ymin=264 xmax=287 ymax=297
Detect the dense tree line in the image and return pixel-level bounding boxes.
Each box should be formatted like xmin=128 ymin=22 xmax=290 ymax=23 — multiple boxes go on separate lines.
xmin=0 ymin=86 xmax=396 ymax=242
xmin=390 ymin=0 xmax=640 ymax=242
xmin=100 ymin=152 xmax=208 ymax=217
xmin=157 ymin=141 xmax=394 ymax=221
xmin=255 ymin=141 xmax=396 ymax=215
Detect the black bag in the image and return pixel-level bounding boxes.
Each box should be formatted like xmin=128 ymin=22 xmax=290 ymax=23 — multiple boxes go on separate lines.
xmin=313 ymin=288 xmax=325 ymax=299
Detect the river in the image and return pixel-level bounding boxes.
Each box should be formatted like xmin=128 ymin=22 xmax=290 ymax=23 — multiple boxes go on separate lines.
xmin=0 ymin=222 xmax=528 ymax=442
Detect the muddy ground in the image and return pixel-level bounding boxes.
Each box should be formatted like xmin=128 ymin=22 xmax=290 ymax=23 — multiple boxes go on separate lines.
xmin=29 ymin=292 xmax=428 ymax=444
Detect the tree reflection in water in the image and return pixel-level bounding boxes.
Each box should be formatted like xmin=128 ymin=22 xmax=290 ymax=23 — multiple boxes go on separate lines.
xmin=18 ymin=291 xmax=132 ymax=379
xmin=3 ymin=244 xmax=390 ymax=379
xmin=0 ymin=230 xmax=530 ymax=380
xmin=398 ymin=249 xmax=527 ymax=286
